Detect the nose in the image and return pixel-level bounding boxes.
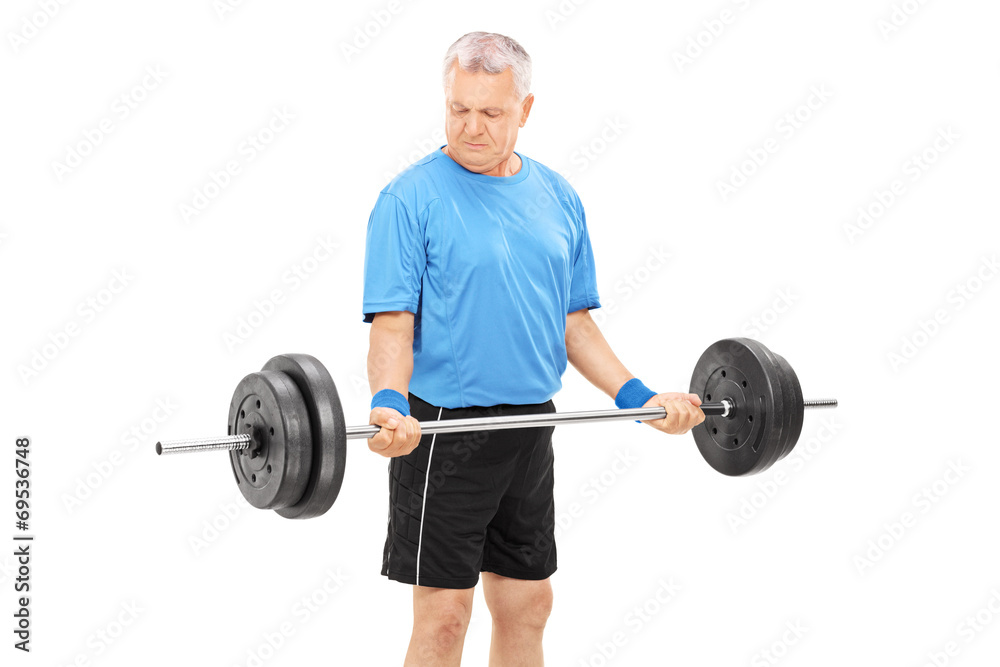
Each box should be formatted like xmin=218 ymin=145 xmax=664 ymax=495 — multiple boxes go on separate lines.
xmin=465 ymin=114 xmax=483 ymax=138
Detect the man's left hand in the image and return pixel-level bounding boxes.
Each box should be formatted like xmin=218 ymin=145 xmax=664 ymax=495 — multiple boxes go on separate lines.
xmin=641 ymin=393 xmax=704 ymax=434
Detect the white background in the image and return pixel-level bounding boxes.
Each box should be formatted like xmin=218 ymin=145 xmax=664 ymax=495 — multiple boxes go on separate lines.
xmin=2 ymin=0 xmax=999 ymax=665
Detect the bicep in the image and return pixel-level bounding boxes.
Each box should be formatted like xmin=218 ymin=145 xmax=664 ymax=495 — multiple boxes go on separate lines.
xmin=565 ymin=308 xmax=589 ymax=335
xmin=370 ymin=311 xmax=415 ymax=341
xmin=565 ymin=308 xmax=596 ymax=354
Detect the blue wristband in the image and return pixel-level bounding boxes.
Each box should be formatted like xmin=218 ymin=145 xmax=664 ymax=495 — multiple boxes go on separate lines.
xmin=371 ymin=388 xmax=411 ymax=417
xmin=615 ymin=378 xmax=658 ymax=422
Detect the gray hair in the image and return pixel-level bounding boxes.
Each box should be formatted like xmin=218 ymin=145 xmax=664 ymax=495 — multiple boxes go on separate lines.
xmin=442 ymin=32 xmax=532 ymax=101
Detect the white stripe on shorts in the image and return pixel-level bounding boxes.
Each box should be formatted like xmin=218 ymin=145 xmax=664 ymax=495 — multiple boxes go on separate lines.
xmin=415 ymin=406 xmax=444 ymax=587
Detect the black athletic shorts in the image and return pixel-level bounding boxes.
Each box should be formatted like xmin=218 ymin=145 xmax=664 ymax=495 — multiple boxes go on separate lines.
xmin=381 ymin=393 xmax=557 ymax=589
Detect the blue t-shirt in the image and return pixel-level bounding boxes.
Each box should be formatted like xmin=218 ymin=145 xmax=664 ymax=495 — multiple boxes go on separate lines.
xmin=362 ymin=147 xmax=601 ymax=408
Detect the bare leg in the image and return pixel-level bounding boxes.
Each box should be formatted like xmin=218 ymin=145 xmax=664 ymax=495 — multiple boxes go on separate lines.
xmin=482 ymin=572 xmax=553 ymax=666
xmin=404 ymin=585 xmax=475 ymax=667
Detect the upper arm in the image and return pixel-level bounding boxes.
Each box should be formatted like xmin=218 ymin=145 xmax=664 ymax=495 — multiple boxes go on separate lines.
xmin=370 ymin=311 xmax=415 ymax=339
xmin=566 ymin=308 xmax=589 ymax=330
xmin=565 ymin=308 xmax=594 ymax=351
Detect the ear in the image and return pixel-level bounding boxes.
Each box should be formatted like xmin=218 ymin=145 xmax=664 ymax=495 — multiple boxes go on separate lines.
xmin=519 ymin=94 xmax=535 ymax=127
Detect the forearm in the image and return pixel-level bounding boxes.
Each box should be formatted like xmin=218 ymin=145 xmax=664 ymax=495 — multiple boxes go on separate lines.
xmin=368 ymin=311 xmax=415 ymax=396
xmin=565 ymin=309 xmax=635 ymax=399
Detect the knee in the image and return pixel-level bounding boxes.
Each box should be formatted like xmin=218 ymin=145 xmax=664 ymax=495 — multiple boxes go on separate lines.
xmin=416 ymin=600 xmax=472 ymax=651
xmin=497 ymin=586 xmax=553 ymax=631
xmin=527 ymin=586 xmax=554 ymax=629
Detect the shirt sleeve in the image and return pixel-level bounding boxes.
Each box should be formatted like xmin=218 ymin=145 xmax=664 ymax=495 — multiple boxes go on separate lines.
xmin=567 ymin=198 xmax=602 ymax=313
xmin=362 ymin=191 xmax=426 ymax=323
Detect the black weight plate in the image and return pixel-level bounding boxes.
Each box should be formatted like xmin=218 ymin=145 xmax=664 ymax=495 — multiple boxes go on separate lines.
xmin=228 ymin=371 xmax=312 ymax=510
xmin=741 ymin=339 xmax=792 ymax=473
xmin=263 ymin=354 xmax=346 ymax=520
xmin=772 ymin=352 xmax=803 ymax=462
xmin=733 ymin=338 xmax=787 ymax=475
xmin=689 ymin=338 xmax=784 ymax=476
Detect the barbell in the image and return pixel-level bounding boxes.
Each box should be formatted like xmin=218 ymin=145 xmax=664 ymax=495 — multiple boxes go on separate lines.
xmin=155 ymin=338 xmax=837 ymax=519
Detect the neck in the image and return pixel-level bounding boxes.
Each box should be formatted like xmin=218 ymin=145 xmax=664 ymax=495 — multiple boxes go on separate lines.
xmin=444 ymin=146 xmax=521 ymax=177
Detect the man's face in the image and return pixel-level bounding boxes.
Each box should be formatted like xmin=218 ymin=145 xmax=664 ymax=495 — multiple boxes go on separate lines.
xmin=443 ymin=63 xmax=533 ymax=175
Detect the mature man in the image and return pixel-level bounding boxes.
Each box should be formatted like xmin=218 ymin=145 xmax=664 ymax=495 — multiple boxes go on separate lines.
xmin=363 ymin=32 xmax=704 ymax=665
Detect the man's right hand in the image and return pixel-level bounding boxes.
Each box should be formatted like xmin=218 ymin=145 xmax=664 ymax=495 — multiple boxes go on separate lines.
xmin=367 ymin=408 xmax=423 ymax=458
